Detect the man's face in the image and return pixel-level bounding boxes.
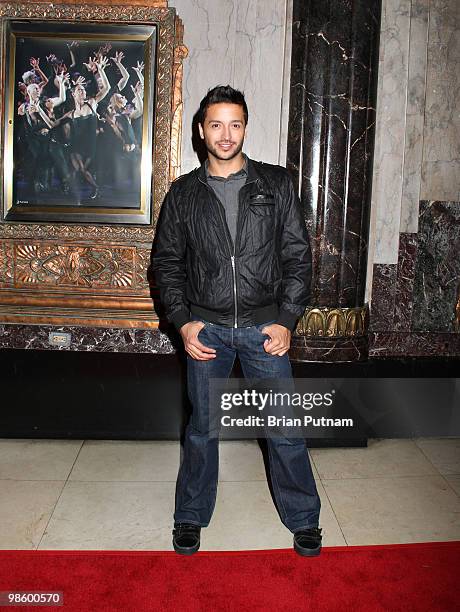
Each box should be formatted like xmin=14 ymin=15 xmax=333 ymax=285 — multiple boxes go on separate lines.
xmin=198 ymin=102 xmax=246 ymax=162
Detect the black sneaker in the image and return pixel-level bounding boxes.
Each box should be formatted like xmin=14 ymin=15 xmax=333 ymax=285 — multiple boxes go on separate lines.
xmin=293 ymin=527 xmax=322 ymax=557
xmin=172 ymin=523 xmax=201 ymax=555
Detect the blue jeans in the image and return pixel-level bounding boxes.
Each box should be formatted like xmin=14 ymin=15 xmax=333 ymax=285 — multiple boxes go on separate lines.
xmin=174 ymin=318 xmax=321 ymax=533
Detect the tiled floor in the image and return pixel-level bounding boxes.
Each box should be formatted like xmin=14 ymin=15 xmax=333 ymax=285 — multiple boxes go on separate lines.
xmin=0 ymin=438 xmax=459 ymax=550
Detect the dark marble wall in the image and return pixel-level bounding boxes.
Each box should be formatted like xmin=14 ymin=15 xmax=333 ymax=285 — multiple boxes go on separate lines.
xmin=369 ymin=332 xmax=460 ymax=357
xmin=370 ymin=233 xmax=418 ymax=333
xmin=287 ymin=0 xmax=381 ymax=309
xmin=394 ymin=233 xmax=418 ymax=331
xmin=0 ymin=324 xmax=175 ymax=354
xmin=369 ymin=201 xmax=460 ymax=356
xmin=412 ymin=201 xmax=460 ymax=332
xmin=369 ymin=264 xmax=397 ymax=331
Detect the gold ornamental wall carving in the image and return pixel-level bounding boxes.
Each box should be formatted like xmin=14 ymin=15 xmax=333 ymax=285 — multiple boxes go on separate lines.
xmin=0 ymin=1 xmax=187 ymax=329
xmin=296 ymin=305 xmax=369 ymax=337
xmin=13 ymin=244 xmax=140 ymax=289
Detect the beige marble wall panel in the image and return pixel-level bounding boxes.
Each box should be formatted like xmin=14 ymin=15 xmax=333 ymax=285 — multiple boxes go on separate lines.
xmin=278 ymin=0 xmax=293 ymax=167
xmin=233 ymin=1 xmax=287 ymax=162
xmin=169 ymin=0 xmax=235 ymax=174
xmin=169 ymin=0 xmax=288 ymax=174
xmin=366 ymin=2 xmax=389 ymax=299
xmin=370 ymin=0 xmax=411 ymax=266
xmin=421 ymin=0 xmax=460 ymax=201
xmin=400 ymin=0 xmax=430 ymax=233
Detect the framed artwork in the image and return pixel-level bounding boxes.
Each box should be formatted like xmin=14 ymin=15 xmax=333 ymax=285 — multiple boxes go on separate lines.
xmin=0 ymin=1 xmax=187 ymax=329
xmin=3 ymin=19 xmax=155 ymax=225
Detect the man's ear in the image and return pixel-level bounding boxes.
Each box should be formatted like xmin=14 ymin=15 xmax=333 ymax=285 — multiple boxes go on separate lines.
xmin=198 ymin=123 xmax=204 ymax=140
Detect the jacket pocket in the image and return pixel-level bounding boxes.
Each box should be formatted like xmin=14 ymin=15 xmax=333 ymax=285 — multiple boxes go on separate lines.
xmin=250 ymin=193 xmax=275 ymax=203
xmin=249 ymin=194 xmax=275 ymax=212
xmin=248 ymin=199 xmax=275 ymax=252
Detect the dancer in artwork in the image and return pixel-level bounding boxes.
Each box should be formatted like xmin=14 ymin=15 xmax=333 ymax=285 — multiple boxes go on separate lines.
xmin=17 ymin=70 xmax=68 ymax=195
xmin=67 ymin=54 xmax=110 ymax=200
xmin=97 ymin=74 xmax=143 ymax=191
xmin=42 ymin=70 xmax=74 ymax=195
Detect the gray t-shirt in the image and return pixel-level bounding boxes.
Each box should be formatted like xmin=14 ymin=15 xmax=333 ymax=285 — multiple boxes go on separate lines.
xmin=205 ymin=156 xmax=248 ymax=247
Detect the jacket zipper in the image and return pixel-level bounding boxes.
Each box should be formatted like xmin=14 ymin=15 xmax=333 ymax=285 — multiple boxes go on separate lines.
xmin=230 ymin=254 xmax=237 ymax=328
xmin=213 ymin=193 xmax=238 ymax=328
xmin=198 ymin=177 xmax=238 ymax=327
xmin=198 ymin=171 xmax=260 ymax=329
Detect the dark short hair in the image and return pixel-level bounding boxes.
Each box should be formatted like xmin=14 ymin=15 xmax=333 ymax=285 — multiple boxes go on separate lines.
xmin=198 ymin=85 xmax=248 ymax=125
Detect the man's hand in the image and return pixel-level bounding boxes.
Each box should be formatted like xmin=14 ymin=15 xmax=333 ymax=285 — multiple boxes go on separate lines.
xmin=260 ymin=323 xmax=291 ymax=356
xmin=180 ymin=321 xmax=217 ymax=361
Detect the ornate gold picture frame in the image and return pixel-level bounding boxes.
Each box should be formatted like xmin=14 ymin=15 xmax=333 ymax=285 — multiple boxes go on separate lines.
xmin=0 ymin=1 xmax=186 ymax=328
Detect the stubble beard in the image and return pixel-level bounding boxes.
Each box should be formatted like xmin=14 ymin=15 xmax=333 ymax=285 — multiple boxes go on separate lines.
xmin=205 ymin=138 xmax=244 ymax=162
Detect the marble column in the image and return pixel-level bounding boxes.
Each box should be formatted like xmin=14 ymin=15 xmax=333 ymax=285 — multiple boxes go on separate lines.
xmin=287 ymin=0 xmax=382 ymax=362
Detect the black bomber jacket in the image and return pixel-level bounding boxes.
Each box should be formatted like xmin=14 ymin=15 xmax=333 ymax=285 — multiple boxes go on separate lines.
xmin=151 ymin=157 xmax=312 ymax=331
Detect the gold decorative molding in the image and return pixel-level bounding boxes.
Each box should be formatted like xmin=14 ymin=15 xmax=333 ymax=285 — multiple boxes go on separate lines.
xmin=0 ymin=304 xmax=158 ymax=328
xmin=296 ymin=305 xmax=369 ymax=337
xmin=170 ymin=17 xmax=188 ymax=183
xmin=0 ymin=223 xmax=155 ymax=243
xmin=0 ymin=242 xmax=13 ymax=284
xmin=0 ymin=2 xmax=171 ymax=21
xmin=0 ymin=1 xmax=186 ymax=328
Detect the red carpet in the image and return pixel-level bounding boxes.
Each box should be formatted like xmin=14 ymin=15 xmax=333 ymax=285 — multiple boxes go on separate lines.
xmin=0 ymin=542 xmax=458 ymax=611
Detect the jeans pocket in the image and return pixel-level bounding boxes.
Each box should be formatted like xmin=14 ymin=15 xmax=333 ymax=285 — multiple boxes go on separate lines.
xmin=196 ymin=322 xmax=207 ymax=340
xmin=191 ymin=316 xmax=207 ymax=325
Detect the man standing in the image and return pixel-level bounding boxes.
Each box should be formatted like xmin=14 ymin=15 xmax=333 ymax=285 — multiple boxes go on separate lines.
xmin=152 ymin=86 xmax=321 ymax=556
